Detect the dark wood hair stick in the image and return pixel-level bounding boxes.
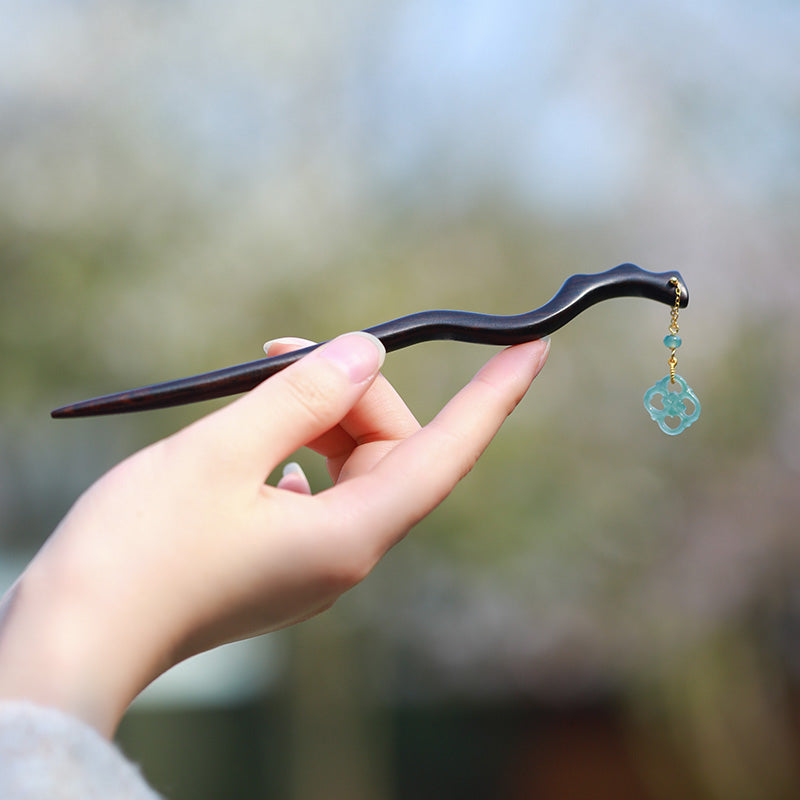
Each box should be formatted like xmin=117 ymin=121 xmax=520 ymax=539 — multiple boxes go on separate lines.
xmin=51 ymin=263 xmax=687 ymax=419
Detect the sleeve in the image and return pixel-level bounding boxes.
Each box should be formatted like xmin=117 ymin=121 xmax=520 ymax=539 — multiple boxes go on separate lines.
xmin=0 ymin=701 xmax=161 ymax=800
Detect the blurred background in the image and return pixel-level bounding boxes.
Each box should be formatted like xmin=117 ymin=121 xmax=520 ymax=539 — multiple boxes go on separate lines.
xmin=2 ymin=0 xmax=799 ymax=797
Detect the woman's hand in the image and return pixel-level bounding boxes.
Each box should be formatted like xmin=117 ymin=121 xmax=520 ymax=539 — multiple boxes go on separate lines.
xmin=0 ymin=333 xmax=550 ymax=736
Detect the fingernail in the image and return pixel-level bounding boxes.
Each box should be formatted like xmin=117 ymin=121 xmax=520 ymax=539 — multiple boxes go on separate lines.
xmin=264 ymin=337 xmax=314 ymax=356
xmin=538 ymin=336 xmax=552 ymax=369
xmin=278 ymin=461 xmax=311 ymax=494
xmin=319 ymin=332 xmax=386 ymax=383
xmin=282 ymin=462 xmax=306 ymax=478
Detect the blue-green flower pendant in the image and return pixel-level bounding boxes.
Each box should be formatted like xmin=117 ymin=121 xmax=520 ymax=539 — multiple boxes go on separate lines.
xmin=643 ymin=374 xmax=701 ymax=435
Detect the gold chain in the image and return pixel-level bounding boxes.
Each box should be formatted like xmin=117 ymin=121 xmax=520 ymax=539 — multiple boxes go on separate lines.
xmin=667 ymin=277 xmax=681 ymax=383
xmin=668 ymin=278 xmax=681 ymax=335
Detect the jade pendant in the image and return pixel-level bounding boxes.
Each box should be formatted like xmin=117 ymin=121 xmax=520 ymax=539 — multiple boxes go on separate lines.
xmin=643 ymin=374 xmax=701 ymax=435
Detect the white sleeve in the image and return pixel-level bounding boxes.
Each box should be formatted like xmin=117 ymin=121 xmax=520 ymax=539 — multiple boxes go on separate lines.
xmin=0 ymin=702 xmax=161 ymax=800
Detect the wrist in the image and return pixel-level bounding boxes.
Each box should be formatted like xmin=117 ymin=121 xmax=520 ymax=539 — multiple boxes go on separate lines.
xmin=0 ymin=545 xmax=164 ymax=737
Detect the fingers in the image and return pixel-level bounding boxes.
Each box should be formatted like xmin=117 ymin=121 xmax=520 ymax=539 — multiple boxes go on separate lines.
xmin=322 ymin=338 xmax=551 ymax=555
xmin=265 ymin=337 xmax=420 ymax=482
xmin=184 ymin=332 xmax=386 ymax=482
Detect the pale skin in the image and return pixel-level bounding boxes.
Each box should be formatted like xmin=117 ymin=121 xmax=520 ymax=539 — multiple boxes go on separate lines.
xmin=0 ymin=332 xmax=550 ymax=738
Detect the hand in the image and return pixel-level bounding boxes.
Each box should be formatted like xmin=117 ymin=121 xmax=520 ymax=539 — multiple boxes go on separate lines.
xmin=0 ymin=333 xmax=550 ymax=736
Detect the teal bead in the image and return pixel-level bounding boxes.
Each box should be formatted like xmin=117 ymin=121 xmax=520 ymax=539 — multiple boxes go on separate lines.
xmin=663 ymin=334 xmax=682 ymax=349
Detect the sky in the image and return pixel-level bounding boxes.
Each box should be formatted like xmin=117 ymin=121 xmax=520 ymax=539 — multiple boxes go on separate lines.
xmin=2 ymin=0 xmax=797 ymax=215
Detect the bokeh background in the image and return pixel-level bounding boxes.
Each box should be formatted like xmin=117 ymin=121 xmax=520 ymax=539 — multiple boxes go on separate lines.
xmin=2 ymin=1 xmax=799 ymax=798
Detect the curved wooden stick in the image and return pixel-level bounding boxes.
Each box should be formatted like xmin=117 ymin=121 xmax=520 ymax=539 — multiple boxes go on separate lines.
xmin=51 ymin=263 xmax=687 ymax=418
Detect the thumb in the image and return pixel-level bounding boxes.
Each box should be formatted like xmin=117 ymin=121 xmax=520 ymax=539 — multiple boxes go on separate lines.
xmin=186 ymin=332 xmax=386 ymax=481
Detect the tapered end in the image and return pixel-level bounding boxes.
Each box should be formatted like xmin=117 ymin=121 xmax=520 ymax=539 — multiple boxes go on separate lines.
xmin=51 ymin=398 xmax=124 ymax=418
xmin=49 ymin=348 xmax=309 ymax=419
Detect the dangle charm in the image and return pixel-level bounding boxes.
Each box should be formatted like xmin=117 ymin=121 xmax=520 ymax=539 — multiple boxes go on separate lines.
xmin=643 ymin=277 xmax=701 ymax=435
